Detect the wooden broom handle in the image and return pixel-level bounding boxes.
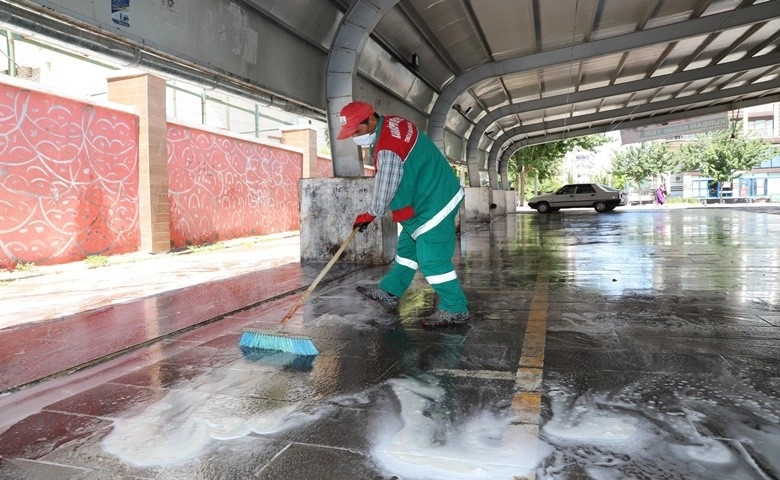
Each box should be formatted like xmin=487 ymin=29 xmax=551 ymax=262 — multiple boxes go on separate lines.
xmin=280 ymin=227 xmax=360 ymax=325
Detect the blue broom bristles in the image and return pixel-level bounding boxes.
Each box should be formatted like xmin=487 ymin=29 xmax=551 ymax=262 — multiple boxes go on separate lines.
xmin=239 ymin=329 xmax=319 ymax=356
xmin=239 ymin=346 xmax=317 ymax=371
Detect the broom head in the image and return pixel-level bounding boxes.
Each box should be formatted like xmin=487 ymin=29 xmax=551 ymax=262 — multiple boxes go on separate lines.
xmin=239 ymin=328 xmax=319 ymax=356
xmin=239 ymin=346 xmax=317 ymax=371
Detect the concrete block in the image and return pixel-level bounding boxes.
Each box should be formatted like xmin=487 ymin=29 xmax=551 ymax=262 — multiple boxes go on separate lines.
xmin=464 ymin=186 xmax=490 ymax=223
xmin=506 ymin=190 xmax=517 ymax=213
xmin=300 ymin=178 xmax=396 ymax=264
xmin=492 ymin=189 xmax=507 ymax=217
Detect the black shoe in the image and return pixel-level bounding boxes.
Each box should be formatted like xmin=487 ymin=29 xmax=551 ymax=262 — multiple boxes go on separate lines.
xmin=356 ymin=286 xmax=399 ymax=310
xmin=421 ymin=310 xmax=469 ymax=327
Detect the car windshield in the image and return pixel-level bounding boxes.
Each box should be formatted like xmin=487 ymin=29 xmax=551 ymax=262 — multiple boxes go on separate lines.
xmin=599 ymin=184 xmax=619 ymax=192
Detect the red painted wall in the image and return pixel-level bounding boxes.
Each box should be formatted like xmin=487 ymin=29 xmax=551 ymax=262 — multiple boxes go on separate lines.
xmin=317 ymin=156 xmax=333 ymax=177
xmin=0 ymin=80 xmax=371 ymax=269
xmin=317 ymin=156 xmax=375 ymax=177
xmin=167 ymin=123 xmax=302 ymax=248
xmin=0 ymin=84 xmax=140 ymax=269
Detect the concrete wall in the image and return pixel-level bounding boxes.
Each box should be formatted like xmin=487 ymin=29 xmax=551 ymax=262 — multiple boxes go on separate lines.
xmin=0 ymin=78 xmax=140 ymax=268
xmin=167 ymin=122 xmax=303 ymax=248
xmin=464 ymin=186 xmax=491 ymax=223
xmin=300 ymin=178 xmax=395 ymax=264
xmin=492 ymin=189 xmax=507 ymax=217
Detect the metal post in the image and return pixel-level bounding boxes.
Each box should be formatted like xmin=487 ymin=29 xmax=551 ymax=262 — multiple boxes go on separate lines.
xmin=200 ymin=89 xmax=206 ymax=125
xmin=255 ymin=104 xmax=260 ymax=138
xmin=6 ymin=31 xmax=16 ymax=77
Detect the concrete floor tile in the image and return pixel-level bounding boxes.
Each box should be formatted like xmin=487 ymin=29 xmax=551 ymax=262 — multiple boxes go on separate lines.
xmin=0 ymin=457 xmax=93 ymax=480
xmin=256 ymin=443 xmax=383 ymax=480
xmin=0 ymin=411 xmax=112 ymax=459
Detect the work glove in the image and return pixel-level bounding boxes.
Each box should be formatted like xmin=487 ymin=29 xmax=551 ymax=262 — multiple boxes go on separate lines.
xmin=353 ymin=212 xmax=376 ymax=232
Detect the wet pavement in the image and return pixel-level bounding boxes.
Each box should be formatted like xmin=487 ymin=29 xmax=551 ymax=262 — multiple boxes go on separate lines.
xmin=1 ymin=205 xmax=779 ymax=479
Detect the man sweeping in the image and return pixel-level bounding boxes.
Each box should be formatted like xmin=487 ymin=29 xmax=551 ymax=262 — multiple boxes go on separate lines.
xmin=336 ymin=101 xmax=469 ymax=327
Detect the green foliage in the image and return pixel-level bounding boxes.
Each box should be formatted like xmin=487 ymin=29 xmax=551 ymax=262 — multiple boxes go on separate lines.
xmin=507 ymin=134 xmax=610 ymax=192
xmin=610 ymin=142 xmax=679 ymax=192
xmin=676 ymin=123 xmax=778 ymax=184
xmin=85 ymin=255 xmax=110 ymax=268
xmin=14 ymin=262 xmax=35 ymax=272
xmin=666 ymin=196 xmax=702 ymax=205
xmin=187 ymin=242 xmax=226 ymax=253
xmin=591 ymin=171 xmax=626 ymax=189
xmin=522 ymin=177 xmax=563 ymax=201
xmin=539 ymin=178 xmax=562 ymax=195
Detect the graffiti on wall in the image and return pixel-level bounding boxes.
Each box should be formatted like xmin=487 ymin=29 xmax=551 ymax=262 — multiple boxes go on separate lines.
xmin=167 ymin=124 xmax=302 ymax=248
xmin=0 ymin=85 xmax=140 ymax=268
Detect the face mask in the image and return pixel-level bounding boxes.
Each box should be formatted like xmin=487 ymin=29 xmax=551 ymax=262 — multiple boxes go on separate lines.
xmin=352 ymin=131 xmax=376 ymax=146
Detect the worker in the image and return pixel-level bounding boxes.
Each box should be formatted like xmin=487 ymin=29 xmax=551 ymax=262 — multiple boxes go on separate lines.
xmin=336 ymin=101 xmax=469 ymax=327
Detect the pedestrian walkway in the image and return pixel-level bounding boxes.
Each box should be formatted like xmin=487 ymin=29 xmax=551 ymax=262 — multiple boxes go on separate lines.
xmin=0 ymin=208 xmax=779 ymax=479
xmin=0 ymin=232 xmax=302 ymax=330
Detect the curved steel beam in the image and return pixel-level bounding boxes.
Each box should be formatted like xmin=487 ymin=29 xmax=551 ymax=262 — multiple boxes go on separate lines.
xmin=466 ymin=51 xmax=780 ymax=174
xmin=430 ymin=1 xmax=778 ymax=160
xmin=498 ymin=156 xmax=509 ymax=191
xmin=495 ymin=92 xmax=780 ymax=170
xmin=486 ymin=147 xmax=498 ymax=189
xmin=325 ymin=0 xmax=399 ymax=177
xmin=503 ymin=76 xmax=780 ymax=142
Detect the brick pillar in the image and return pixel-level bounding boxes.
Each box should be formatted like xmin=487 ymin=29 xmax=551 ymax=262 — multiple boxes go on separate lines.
xmin=107 ymin=71 xmax=170 ymax=253
xmin=281 ymin=127 xmax=318 ymax=178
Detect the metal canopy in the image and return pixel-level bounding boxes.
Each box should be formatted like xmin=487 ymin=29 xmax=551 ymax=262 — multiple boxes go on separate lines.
xmin=364 ymin=0 xmax=780 ymax=176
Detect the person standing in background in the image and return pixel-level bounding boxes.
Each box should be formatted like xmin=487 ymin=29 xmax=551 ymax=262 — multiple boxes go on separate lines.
xmin=655 ymin=184 xmax=666 ymax=206
xmin=336 ymin=101 xmax=469 ymax=327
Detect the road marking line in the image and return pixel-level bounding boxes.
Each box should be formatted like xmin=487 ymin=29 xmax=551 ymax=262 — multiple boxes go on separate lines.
xmin=511 ymin=275 xmax=548 ymax=426
xmin=502 ymin=275 xmax=549 ymax=480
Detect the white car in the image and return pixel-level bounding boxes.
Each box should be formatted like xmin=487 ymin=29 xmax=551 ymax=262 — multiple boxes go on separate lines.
xmin=527 ymin=183 xmax=629 ymax=213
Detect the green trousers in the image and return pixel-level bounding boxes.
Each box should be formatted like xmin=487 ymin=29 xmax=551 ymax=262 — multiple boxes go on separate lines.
xmin=379 ymin=209 xmax=467 ymax=313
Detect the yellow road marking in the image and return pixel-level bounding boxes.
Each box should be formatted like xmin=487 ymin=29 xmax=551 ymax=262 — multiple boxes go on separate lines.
xmin=512 ymin=275 xmax=548 ymax=426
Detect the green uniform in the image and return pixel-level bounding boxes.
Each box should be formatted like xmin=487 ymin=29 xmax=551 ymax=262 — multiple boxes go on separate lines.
xmin=371 ymin=115 xmax=467 ymax=314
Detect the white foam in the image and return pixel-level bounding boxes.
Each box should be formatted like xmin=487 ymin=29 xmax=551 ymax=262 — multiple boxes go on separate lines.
xmin=102 ymin=384 xmax=322 ymax=467
xmin=543 ymin=413 xmax=637 ymax=442
xmin=540 ymin=375 xmax=780 ymax=478
xmin=313 ymin=312 xmax=377 ymax=331
xmin=681 ymin=440 xmax=734 ymax=464
xmin=372 ymin=378 xmax=549 ymax=480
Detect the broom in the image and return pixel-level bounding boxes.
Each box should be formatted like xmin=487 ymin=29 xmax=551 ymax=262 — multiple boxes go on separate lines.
xmin=239 ymin=227 xmax=360 ymax=355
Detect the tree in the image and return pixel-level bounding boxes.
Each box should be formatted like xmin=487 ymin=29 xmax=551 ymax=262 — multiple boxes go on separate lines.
xmin=507 ymin=135 xmax=609 ymax=205
xmin=676 ymin=123 xmax=778 ymax=200
xmin=610 ymin=142 xmax=679 ymax=196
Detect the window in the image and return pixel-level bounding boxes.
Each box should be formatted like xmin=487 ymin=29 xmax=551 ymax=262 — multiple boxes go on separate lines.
xmin=757 ymin=154 xmax=780 ymax=169
xmin=747 ymin=118 xmax=773 ymax=137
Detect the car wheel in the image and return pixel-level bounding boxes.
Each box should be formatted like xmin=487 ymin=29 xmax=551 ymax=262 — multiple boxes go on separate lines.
xmin=536 ymin=202 xmax=551 ymax=213
xmin=594 ymin=201 xmax=607 ymax=212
